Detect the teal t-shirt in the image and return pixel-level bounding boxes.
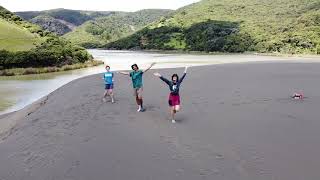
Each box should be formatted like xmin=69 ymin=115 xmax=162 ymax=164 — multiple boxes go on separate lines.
xmin=103 ymin=71 xmax=114 ymax=84
xmin=130 ymin=70 xmax=143 ymax=88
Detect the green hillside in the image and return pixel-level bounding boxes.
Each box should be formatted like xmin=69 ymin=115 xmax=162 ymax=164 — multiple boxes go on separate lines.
xmin=16 ymin=9 xmax=112 ymax=24
xmin=64 ymin=9 xmax=172 ymax=48
xmin=0 ymin=18 xmax=41 ymax=51
xmin=0 ymin=6 xmax=93 ymax=72
xmin=105 ymin=0 xmax=320 ymax=54
xmin=16 ymin=9 xmax=114 ymax=35
xmin=0 ymin=6 xmax=46 ymax=51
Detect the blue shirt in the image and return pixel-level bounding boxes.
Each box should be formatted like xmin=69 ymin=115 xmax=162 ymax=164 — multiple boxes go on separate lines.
xmin=103 ymin=72 xmax=114 ymax=84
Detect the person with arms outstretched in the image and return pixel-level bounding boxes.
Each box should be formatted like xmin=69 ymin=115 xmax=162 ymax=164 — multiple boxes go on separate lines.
xmin=102 ymin=65 xmax=115 ymax=103
xmin=119 ymin=63 xmax=156 ymax=112
xmin=153 ymin=66 xmax=188 ymax=123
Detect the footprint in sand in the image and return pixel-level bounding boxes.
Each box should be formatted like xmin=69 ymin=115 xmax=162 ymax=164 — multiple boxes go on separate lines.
xmin=151 ymin=152 xmax=162 ymax=160
xmin=215 ymin=153 xmax=224 ymax=160
xmin=64 ymin=160 xmax=80 ymax=178
xmin=82 ymin=135 xmax=96 ymax=143
xmin=104 ymin=121 xmax=120 ymax=126
xmin=111 ymin=112 xmax=120 ymax=116
xmin=31 ymin=118 xmax=40 ymax=124
xmin=128 ymin=116 xmax=136 ymax=122
xmin=175 ymin=168 xmax=185 ymax=176
xmin=104 ymin=116 xmax=115 ymax=120
xmin=146 ymin=105 xmax=161 ymax=111
xmin=199 ymin=168 xmax=214 ymax=177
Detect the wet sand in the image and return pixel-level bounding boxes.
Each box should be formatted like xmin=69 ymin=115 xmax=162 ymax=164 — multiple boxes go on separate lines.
xmin=0 ymin=62 xmax=320 ymax=180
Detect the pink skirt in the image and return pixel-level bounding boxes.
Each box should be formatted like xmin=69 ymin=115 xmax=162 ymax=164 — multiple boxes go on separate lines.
xmin=168 ymin=94 xmax=180 ymax=106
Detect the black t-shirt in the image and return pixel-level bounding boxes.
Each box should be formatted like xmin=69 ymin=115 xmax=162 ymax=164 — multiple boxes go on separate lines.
xmin=159 ymin=73 xmax=186 ymax=95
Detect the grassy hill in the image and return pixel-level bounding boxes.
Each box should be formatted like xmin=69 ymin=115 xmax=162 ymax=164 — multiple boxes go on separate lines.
xmin=16 ymin=8 xmax=112 ymax=24
xmin=63 ymin=9 xmax=172 ymax=48
xmin=0 ymin=18 xmax=41 ymax=51
xmin=0 ymin=6 xmax=93 ymax=72
xmin=0 ymin=7 xmax=45 ymax=51
xmin=105 ymin=0 xmax=320 ymax=54
xmin=16 ymin=9 xmax=114 ymax=35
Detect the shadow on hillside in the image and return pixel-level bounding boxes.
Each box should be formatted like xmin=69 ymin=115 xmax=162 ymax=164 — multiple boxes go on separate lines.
xmin=185 ymin=20 xmax=254 ymax=52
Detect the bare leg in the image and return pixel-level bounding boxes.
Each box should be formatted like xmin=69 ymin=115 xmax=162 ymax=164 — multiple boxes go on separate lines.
xmin=170 ymin=106 xmax=176 ymax=123
xmin=139 ymin=98 xmax=143 ymax=108
xmin=171 ymin=105 xmax=180 ymax=123
xmin=102 ymin=90 xmax=108 ymax=102
xmin=137 ymin=97 xmax=144 ymax=111
xmin=136 ymin=88 xmax=144 ymax=112
xmin=135 ymin=95 xmax=142 ymax=111
xmin=108 ymin=89 xmax=115 ymax=103
xmin=136 ymin=95 xmax=141 ymax=105
xmin=174 ymin=105 xmax=180 ymax=112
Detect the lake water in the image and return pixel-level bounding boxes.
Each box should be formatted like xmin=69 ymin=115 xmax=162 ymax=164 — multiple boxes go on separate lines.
xmin=0 ymin=49 xmax=318 ymax=115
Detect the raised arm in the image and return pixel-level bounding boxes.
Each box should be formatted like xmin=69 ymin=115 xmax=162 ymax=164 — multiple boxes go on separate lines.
xmin=143 ymin=62 xmax=156 ymax=73
xmin=178 ymin=66 xmax=188 ymax=83
xmin=118 ymin=71 xmax=130 ymax=76
xmin=153 ymin=72 xmax=171 ymax=85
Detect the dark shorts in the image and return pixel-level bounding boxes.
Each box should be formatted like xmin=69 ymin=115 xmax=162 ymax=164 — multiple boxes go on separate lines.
xmin=105 ymin=84 xmax=114 ymax=90
xmin=133 ymin=87 xmax=143 ymax=97
xmin=168 ymin=94 xmax=180 ymax=106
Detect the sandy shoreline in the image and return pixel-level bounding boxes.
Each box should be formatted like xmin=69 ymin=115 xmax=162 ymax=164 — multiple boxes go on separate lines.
xmin=1 ymin=50 xmax=319 ymax=116
xmin=1 ymin=62 xmax=320 ymax=180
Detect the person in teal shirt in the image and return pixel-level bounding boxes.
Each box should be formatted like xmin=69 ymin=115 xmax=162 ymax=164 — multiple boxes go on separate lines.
xmin=130 ymin=69 xmax=143 ymax=89
xmin=102 ymin=65 xmax=115 ymax=103
xmin=119 ymin=62 xmax=156 ymax=112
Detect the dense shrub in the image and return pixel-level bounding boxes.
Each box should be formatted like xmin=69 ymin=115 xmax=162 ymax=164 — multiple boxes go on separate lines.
xmin=0 ymin=38 xmax=93 ymax=69
xmin=0 ymin=6 xmax=93 ymax=69
xmin=107 ymin=20 xmax=254 ymax=53
xmin=85 ymin=22 xmax=105 ymax=35
xmin=48 ymin=9 xmax=92 ymax=26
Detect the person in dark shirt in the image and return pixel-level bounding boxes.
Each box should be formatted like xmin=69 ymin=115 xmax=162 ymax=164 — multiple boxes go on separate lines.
xmin=119 ymin=62 xmax=156 ymax=112
xmin=153 ymin=66 xmax=188 ymax=123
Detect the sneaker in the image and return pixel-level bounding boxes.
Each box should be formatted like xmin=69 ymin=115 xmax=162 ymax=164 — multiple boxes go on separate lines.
xmin=139 ymin=108 xmax=146 ymax=112
xmin=171 ymin=119 xmax=176 ymax=123
xmin=102 ymin=98 xmax=107 ymax=102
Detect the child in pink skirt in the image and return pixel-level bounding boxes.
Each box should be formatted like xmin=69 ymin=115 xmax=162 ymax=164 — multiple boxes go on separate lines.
xmin=154 ymin=67 xmax=188 ymax=123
